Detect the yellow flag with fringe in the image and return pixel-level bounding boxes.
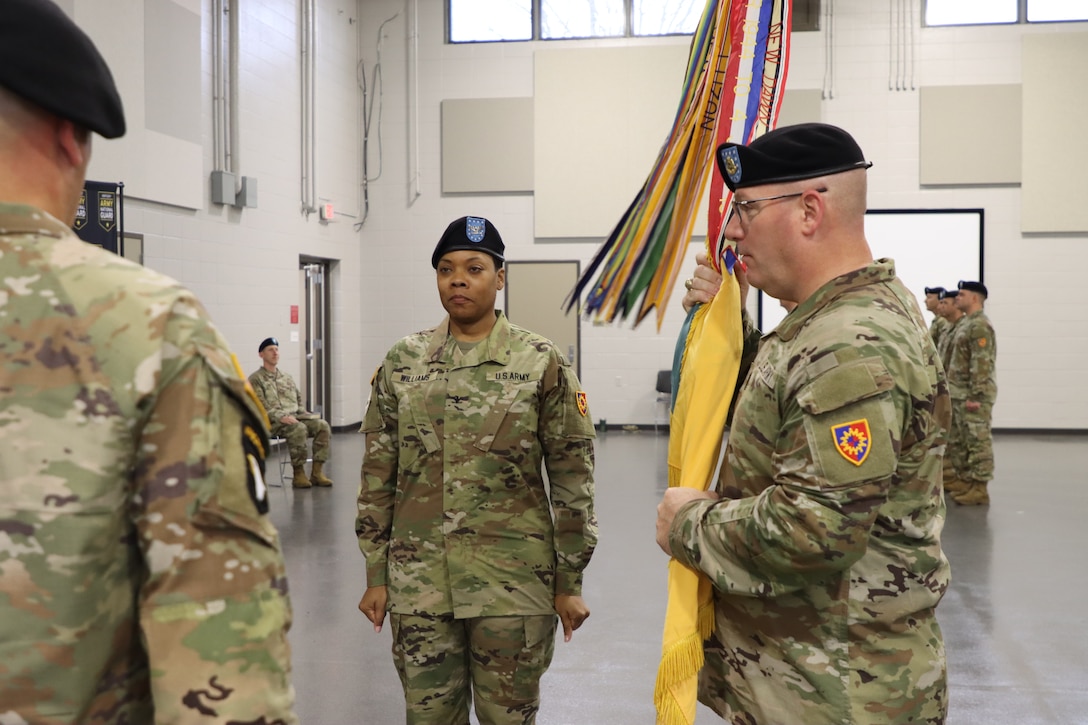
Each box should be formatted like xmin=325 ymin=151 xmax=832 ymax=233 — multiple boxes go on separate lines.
xmin=655 ymin=267 xmax=743 ymax=725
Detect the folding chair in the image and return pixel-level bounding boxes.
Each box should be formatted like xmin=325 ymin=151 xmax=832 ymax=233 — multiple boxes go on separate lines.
xmin=654 ymin=370 xmax=672 ymax=432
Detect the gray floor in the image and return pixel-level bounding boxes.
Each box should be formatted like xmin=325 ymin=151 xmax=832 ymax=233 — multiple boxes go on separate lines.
xmin=269 ymin=431 xmax=1088 ymax=724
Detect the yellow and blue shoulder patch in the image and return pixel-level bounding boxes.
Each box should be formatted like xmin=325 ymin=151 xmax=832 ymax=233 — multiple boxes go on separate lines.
xmin=831 ymin=418 xmax=871 ymax=466
xmin=576 ymin=391 xmax=588 ymax=417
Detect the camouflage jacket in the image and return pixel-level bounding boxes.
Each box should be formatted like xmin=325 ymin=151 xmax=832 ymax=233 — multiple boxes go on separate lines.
xmin=669 ymin=259 xmax=951 ymax=725
xmin=937 ymin=314 xmax=962 ymax=372
xmin=357 ymin=311 xmax=597 ymax=618
xmin=929 ymin=314 xmax=949 ymax=350
xmin=249 ymin=366 xmax=305 ymax=422
xmin=0 ymin=203 xmax=297 ymax=724
xmin=945 ymin=309 xmax=997 ymax=404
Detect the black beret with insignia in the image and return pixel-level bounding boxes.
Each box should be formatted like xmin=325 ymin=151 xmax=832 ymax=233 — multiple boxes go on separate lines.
xmin=924 ymin=286 xmax=946 ymax=296
xmin=958 ymin=280 xmax=988 ymax=298
xmin=938 ymin=289 xmax=958 ymax=300
xmin=716 ymin=123 xmax=872 ymax=192
xmin=431 ymin=216 xmax=506 ymax=269
xmin=259 ymin=337 xmax=279 ymax=352
xmin=0 ymin=0 xmax=126 ymax=139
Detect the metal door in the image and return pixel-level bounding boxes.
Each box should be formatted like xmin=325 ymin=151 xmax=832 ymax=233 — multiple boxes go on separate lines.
xmin=299 ymin=261 xmax=330 ymax=420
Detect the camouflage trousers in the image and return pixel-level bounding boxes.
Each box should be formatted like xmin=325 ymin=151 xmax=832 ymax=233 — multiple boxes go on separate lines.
xmin=948 ymin=399 xmax=994 ymax=483
xmin=271 ymin=417 xmax=330 ymax=467
xmin=389 ymin=612 xmax=556 ymax=725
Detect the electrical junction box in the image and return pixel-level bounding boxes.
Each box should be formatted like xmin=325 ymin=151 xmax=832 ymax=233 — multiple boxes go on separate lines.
xmin=210 ymin=170 xmax=236 ymax=205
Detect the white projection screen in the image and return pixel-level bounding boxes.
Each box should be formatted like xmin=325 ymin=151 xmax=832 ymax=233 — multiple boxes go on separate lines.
xmin=757 ymin=209 xmax=984 ymax=330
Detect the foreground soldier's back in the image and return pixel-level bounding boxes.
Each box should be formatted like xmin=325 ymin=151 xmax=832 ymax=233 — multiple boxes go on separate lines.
xmin=0 ymin=1 xmax=297 ymax=722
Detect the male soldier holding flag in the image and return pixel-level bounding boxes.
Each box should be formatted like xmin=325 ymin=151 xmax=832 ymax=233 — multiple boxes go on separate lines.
xmin=659 ymin=124 xmax=950 ymax=724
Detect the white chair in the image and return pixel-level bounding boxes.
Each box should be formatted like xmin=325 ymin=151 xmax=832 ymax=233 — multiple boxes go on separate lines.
xmin=268 ymin=437 xmax=289 ymax=487
xmin=654 ymin=370 xmax=672 ymax=432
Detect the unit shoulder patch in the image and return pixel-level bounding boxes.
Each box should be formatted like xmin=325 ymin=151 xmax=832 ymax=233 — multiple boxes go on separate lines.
xmin=831 ymin=418 xmax=871 ymax=466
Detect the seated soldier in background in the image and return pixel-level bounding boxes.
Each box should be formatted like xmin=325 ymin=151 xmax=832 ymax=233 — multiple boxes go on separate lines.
xmin=250 ymin=337 xmax=334 ymax=488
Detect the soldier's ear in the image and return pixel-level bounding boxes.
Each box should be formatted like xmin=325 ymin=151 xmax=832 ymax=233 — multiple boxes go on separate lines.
xmin=496 ymin=267 xmax=505 ymax=290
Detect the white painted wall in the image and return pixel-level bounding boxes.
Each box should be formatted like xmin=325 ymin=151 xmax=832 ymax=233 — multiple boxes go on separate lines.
xmin=76 ymin=1 xmax=1088 ymax=430
xmin=357 ymin=1 xmax=1088 ymax=431
xmin=84 ymin=0 xmax=365 ymax=427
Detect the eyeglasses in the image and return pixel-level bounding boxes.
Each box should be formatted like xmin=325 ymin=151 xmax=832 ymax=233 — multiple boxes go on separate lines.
xmin=727 ymin=188 xmax=827 ymax=226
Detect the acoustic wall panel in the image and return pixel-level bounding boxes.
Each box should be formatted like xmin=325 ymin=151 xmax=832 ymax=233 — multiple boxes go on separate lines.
xmin=777 ymin=88 xmax=823 ymax=128
xmin=441 ymin=98 xmax=534 ymax=193
xmin=919 ymin=85 xmax=1021 ymax=186
xmin=534 ymin=46 xmax=689 ymax=239
xmin=1022 ymin=33 xmax=1088 ymax=233
xmin=76 ymin=0 xmax=203 ymax=210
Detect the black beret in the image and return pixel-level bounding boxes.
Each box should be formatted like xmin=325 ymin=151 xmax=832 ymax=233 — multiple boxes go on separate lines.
xmin=431 ymin=216 xmax=505 ymax=269
xmin=958 ymin=280 xmax=988 ymax=298
xmin=259 ymin=337 xmax=279 ymax=352
xmin=716 ymin=123 xmax=872 ymax=192
xmin=0 ymin=0 xmax=125 ymax=139
xmin=924 ymin=286 xmax=946 ymax=296
xmin=938 ymin=289 xmax=958 ymax=300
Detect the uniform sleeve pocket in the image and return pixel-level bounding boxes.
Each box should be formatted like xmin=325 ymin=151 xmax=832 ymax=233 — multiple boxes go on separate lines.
xmin=191 ymin=348 xmax=280 ymax=548
xmin=795 ymin=357 xmax=893 ymax=415
xmin=796 ymin=358 xmax=898 ymax=488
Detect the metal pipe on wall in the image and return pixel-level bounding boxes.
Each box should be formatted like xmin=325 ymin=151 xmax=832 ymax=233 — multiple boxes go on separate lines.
xmin=407 ymin=0 xmax=421 ymax=205
xmin=212 ymin=0 xmax=224 ymax=170
xmin=300 ymin=0 xmax=316 ymax=214
xmin=227 ymin=0 xmax=240 ymax=180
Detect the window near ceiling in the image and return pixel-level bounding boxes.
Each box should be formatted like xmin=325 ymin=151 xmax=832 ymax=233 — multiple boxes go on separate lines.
xmin=449 ymin=0 xmax=705 ymax=43
xmin=924 ymin=0 xmax=1018 ymax=26
xmin=1027 ymin=0 xmax=1088 ymax=22
xmin=925 ymin=0 xmax=1088 ymax=26
xmin=448 ymin=0 xmax=532 ymax=43
xmin=632 ymin=0 xmax=703 ymax=37
xmin=541 ymin=0 xmax=625 ymax=39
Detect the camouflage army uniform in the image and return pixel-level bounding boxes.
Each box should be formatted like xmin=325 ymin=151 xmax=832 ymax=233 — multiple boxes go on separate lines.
xmin=945 ymin=309 xmax=997 ymax=484
xmin=0 ymin=203 xmax=297 ymax=723
xmin=937 ymin=314 xmax=962 ymax=373
xmin=357 ymin=311 xmax=597 ymax=725
xmin=929 ymin=313 xmax=949 ymax=351
xmin=937 ymin=314 xmax=964 ymax=482
xmin=668 ymin=259 xmax=951 ymax=725
xmin=249 ymin=366 xmax=331 ymax=467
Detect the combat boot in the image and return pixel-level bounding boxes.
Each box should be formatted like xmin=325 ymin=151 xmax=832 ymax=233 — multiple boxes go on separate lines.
xmin=310 ymin=461 xmax=333 ymax=487
xmin=292 ymin=465 xmax=312 ymax=488
xmin=952 ymin=482 xmax=989 ymax=506
xmin=943 ymin=477 xmax=970 ymax=496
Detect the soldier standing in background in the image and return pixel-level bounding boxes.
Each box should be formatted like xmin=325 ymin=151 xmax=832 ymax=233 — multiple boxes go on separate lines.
xmin=660 ymin=124 xmax=950 ymax=724
xmin=356 ymin=216 xmax=598 ymax=725
xmin=0 ymin=1 xmax=297 ymax=722
xmin=936 ymin=288 xmax=964 ymax=370
xmin=925 ymin=285 xmax=949 ymax=349
xmin=935 ymin=289 xmax=965 ymax=490
xmin=250 ymin=337 xmax=334 ymax=488
xmin=944 ymin=280 xmax=998 ymax=505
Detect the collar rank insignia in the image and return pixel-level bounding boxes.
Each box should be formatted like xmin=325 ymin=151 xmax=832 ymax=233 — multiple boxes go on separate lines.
xmin=832 ymin=419 xmax=871 ymax=466
xmin=576 ymin=391 xmax=588 ymax=417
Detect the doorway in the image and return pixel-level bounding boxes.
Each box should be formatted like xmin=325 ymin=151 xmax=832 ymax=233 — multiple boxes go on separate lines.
xmin=299 ymin=259 xmax=331 ymax=421
xmin=504 ymin=260 xmax=581 ymax=377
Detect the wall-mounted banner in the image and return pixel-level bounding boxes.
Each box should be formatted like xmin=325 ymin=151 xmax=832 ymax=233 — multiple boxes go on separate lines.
xmin=74 ymin=180 xmax=124 ymax=254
